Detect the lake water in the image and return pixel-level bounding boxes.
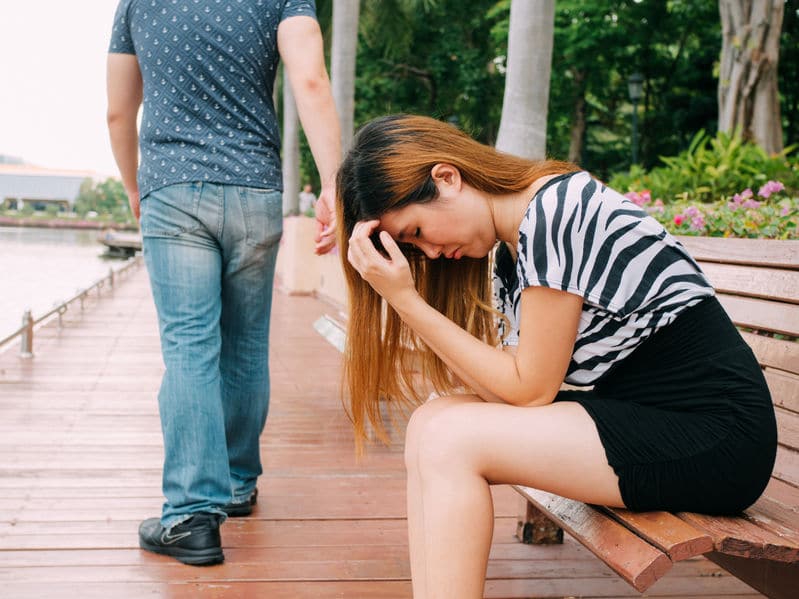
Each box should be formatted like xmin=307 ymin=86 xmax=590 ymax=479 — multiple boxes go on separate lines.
xmin=0 ymin=227 xmax=130 ymax=340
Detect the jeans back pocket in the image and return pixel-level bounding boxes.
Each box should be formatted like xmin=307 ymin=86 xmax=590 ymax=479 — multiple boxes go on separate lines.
xmin=241 ymin=188 xmax=282 ymax=248
xmin=140 ymin=183 xmax=202 ymax=238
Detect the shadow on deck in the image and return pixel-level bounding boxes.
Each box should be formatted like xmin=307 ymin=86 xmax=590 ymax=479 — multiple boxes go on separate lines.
xmin=0 ymin=265 xmax=762 ymax=597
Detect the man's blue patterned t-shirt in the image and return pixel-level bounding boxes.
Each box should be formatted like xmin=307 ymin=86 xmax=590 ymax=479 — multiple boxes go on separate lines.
xmin=109 ymin=0 xmax=316 ymax=198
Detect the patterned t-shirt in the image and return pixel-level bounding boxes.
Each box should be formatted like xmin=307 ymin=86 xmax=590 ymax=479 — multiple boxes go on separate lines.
xmin=109 ymin=0 xmax=316 ymax=198
xmin=493 ymin=171 xmax=715 ymax=385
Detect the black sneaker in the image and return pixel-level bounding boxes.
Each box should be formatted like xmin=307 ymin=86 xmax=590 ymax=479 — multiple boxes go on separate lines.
xmin=138 ymin=513 xmax=224 ymax=565
xmin=222 ymin=487 xmax=258 ymax=517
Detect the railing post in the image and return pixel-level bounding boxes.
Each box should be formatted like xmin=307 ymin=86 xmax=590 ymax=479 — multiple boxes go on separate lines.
xmin=20 ymin=309 xmax=33 ymax=359
xmin=109 ymin=267 xmax=115 ymax=290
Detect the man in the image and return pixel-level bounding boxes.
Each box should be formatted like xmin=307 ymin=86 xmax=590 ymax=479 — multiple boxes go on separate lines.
xmin=107 ymin=0 xmax=340 ymax=565
xmin=298 ymin=182 xmax=317 ymax=214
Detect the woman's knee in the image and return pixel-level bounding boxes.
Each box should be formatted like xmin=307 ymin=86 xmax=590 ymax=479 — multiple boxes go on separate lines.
xmin=404 ymin=398 xmax=477 ymax=477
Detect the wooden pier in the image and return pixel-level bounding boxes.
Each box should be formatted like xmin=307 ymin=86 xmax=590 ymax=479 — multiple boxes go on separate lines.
xmin=0 ymin=264 xmax=763 ymax=598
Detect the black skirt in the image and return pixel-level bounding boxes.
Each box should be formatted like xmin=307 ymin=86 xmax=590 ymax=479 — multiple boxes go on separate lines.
xmin=555 ymin=296 xmax=777 ymax=515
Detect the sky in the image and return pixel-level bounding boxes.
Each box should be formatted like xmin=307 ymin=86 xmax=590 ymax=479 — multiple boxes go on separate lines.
xmin=0 ymin=1 xmax=121 ymax=177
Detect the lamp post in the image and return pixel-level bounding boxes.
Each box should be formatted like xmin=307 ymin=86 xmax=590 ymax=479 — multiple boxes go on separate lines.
xmin=627 ymin=72 xmax=644 ymax=166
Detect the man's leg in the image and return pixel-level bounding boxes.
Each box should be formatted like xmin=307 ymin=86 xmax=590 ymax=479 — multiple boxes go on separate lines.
xmin=139 ymin=184 xmax=230 ymax=555
xmin=218 ymin=187 xmax=283 ymax=509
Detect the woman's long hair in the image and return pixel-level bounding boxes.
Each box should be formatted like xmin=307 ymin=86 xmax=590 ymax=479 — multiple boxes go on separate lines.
xmin=336 ymin=114 xmax=575 ymax=451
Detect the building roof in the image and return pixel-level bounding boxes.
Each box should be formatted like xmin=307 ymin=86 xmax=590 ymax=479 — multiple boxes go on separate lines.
xmin=0 ymin=164 xmax=103 ymax=204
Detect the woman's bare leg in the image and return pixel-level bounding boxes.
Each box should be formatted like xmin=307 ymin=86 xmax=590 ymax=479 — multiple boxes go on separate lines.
xmin=403 ymin=396 xmax=623 ymax=599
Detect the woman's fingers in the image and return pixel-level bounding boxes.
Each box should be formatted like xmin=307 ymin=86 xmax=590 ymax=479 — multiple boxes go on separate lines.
xmin=380 ymin=231 xmax=404 ymax=261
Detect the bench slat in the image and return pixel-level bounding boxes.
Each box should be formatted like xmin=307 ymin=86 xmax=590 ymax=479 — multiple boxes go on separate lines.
xmin=743 ymin=494 xmax=799 ymax=549
xmin=699 ymin=262 xmax=799 ymax=304
xmin=763 ymin=476 xmax=799 ymax=509
xmin=766 ymin=369 xmax=799 ymax=415
xmin=776 ymin=406 xmax=799 ymax=450
xmin=717 ymin=293 xmax=799 ymax=337
xmin=743 ymin=332 xmax=799 ymax=376
xmin=598 ymin=507 xmax=713 ymax=561
xmin=774 ymin=445 xmax=799 ymax=488
xmin=678 ymin=236 xmax=799 ymax=269
xmin=513 ymin=486 xmax=672 ymax=592
xmin=676 ymin=511 xmax=799 ymax=562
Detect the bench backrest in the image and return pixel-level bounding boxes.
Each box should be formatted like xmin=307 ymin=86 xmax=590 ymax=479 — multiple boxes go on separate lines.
xmin=678 ymin=236 xmax=799 ymax=490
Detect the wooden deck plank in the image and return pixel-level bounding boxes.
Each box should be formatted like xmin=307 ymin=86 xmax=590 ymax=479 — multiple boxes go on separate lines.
xmin=0 ymin=267 xmax=762 ymax=597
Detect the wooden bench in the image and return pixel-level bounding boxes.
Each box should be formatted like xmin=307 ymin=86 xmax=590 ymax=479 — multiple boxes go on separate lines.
xmin=515 ymin=236 xmax=799 ymax=597
xmin=314 ymin=235 xmax=799 ymax=597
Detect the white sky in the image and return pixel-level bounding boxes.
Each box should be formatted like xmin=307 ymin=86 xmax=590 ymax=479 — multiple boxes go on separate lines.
xmin=0 ymin=1 xmax=121 ymax=176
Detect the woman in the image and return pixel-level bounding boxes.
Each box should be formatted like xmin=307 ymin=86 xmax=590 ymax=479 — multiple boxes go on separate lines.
xmin=336 ymin=114 xmax=776 ymax=599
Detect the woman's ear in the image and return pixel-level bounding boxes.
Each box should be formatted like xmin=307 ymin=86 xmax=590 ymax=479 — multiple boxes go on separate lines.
xmin=430 ymin=163 xmax=461 ymax=191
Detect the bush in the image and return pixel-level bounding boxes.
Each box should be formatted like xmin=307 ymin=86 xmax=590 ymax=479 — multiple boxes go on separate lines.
xmin=609 ymin=130 xmax=798 ymax=203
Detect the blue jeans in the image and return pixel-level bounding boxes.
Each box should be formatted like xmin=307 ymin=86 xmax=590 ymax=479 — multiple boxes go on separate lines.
xmin=140 ymin=182 xmax=282 ymax=527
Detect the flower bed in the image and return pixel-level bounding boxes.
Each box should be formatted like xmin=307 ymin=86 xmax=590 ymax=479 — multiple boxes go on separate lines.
xmin=624 ymin=180 xmax=798 ymax=239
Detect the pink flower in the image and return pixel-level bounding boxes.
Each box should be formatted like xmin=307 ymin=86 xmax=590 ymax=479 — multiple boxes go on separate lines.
xmin=758 ymin=180 xmax=785 ymax=199
xmin=625 ymin=190 xmax=651 ymax=207
xmin=690 ymin=215 xmax=706 ymax=231
xmin=648 ymin=199 xmax=665 ymax=214
xmin=674 ymin=214 xmax=685 ymax=226
xmin=742 ymin=199 xmax=761 ymax=209
xmin=782 ymin=206 xmax=792 ymax=216
xmin=684 ymin=206 xmax=700 ymax=218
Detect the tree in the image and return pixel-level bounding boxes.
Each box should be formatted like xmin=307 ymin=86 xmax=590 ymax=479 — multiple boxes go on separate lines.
xmin=718 ymin=0 xmax=784 ymax=154
xmin=281 ymin=69 xmax=301 ymax=215
xmin=73 ymin=178 xmax=133 ymax=223
xmin=331 ymin=0 xmax=360 ymax=153
xmin=495 ymin=0 xmax=555 ymax=159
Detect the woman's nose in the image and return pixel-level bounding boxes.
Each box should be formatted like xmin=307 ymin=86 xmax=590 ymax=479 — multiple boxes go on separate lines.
xmin=417 ymin=241 xmax=442 ymax=259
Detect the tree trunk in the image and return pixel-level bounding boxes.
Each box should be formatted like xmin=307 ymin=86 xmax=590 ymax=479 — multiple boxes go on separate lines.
xmin=282 ymin=69 xmax=300 ymax=216
xmin=496 ymin=0 xmax=555 ymax=159
xmin=331 ymin=0 xmax=360 ymax=154
xmin=718 ymin=0 xmax=784 ymax=154
xmin=567 ymin=70 xmax=587 ymax=164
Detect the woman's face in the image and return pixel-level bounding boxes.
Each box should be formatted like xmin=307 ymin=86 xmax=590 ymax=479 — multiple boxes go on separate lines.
xmin=378 ymin=183 xmax=496 ymax=260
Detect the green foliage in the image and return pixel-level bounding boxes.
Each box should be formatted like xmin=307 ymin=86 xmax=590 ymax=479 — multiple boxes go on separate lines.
xmin=609 ymin=130 xmax=799 ymax=203
xmin=353 ymin=0 xmax=507 ymax=143
xmin=547 ymin=0 xmax=721 ymax=177
xmin=73 ymin=178 xmax=135 ymax=224
xmin=294 ymin=0 xmax=798 ymax=187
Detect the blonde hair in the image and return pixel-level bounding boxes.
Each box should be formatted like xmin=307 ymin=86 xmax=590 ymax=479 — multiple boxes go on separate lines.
xmin=336 ymin=115 xmax=575 ymax=451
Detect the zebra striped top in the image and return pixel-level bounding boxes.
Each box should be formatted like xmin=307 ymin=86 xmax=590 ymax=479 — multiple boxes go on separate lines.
xmin=493 ymin=171 xmax=714 ymax=385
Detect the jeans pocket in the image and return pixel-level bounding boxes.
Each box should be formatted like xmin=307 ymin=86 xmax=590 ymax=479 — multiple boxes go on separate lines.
xmin=241 ymin=188 xmax=282 ymax=248
xmin=140 ymin=183 xmax=202 ymax=238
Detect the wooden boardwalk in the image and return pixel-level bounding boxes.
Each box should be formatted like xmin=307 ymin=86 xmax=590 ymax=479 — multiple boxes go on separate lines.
xmin=0 ymin=262 xmax=762 ymax=598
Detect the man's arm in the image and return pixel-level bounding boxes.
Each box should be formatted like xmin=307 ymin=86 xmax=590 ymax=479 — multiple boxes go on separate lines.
xmin=278 ymin=16 xmax=342 ymax=254
xmin=106 ymin=53 xmax=143 ymax=220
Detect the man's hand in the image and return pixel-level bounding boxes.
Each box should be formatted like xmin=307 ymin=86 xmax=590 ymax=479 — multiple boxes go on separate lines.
xmin=314 ymin=184 xmax=337 ymax=254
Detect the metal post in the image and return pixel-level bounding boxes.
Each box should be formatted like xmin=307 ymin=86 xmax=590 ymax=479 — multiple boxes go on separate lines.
xmin=109 ymin=268 xmax=115 ymax=289
xmin=20 ymin=310 xmax=33 ymax=359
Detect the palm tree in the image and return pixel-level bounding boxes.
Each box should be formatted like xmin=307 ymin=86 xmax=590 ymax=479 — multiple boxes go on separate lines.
xmin=718 ymin=0 xmax=784 ymax=153
xmin=281 ymin=69 xmax=300 ymax=215
xmin=495 ymin=0 xmax=555 ymax=159
xmin=331 ymin=0 xmax=361 ymax=153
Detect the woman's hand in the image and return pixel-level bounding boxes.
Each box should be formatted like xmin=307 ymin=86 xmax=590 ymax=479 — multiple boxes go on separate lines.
xmin=347 ymin=219 xmax=417 ymax=305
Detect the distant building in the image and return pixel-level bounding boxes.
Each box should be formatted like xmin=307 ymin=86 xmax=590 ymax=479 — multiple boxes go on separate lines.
xmin=0 ymin=164 xmax=99 ymax=212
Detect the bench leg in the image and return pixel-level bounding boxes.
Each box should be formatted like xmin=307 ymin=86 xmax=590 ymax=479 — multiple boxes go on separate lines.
xmin=705 ymin=552 xmax=799 ymax=599
xmin=516 ymin=496 xmax=563 ymax=544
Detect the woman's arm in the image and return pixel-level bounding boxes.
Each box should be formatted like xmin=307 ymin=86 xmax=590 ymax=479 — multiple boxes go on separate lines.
xmin=348 ymin=223 xmax=582 ymax=406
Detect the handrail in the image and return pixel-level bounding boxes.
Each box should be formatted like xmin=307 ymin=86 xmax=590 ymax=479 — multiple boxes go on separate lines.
xmin=0 ymin=256 xmax=144 ymax=357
